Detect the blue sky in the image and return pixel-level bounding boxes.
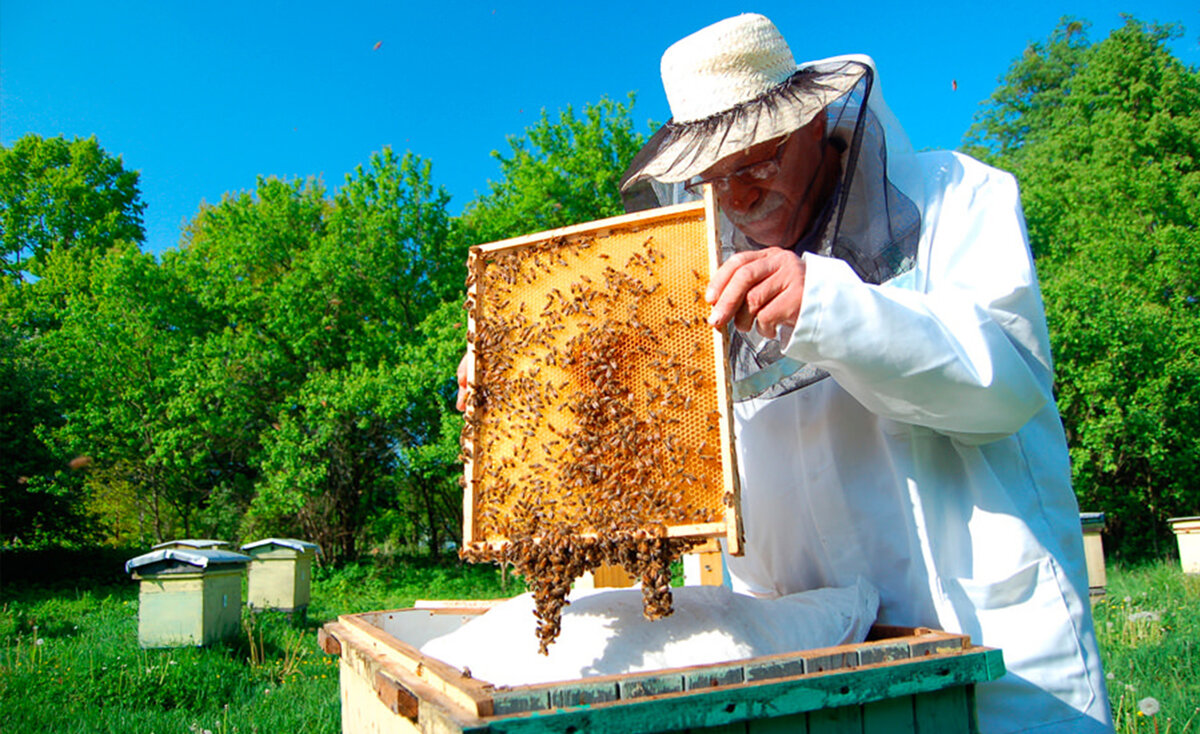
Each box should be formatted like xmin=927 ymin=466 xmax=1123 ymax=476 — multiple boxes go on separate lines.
xmin=3 ymin=1 xmax=1197 ymax=257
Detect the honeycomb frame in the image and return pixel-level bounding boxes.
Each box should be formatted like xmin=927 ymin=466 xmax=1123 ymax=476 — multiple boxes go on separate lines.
xmin=461 ymin=191 xmax=744 ymax=556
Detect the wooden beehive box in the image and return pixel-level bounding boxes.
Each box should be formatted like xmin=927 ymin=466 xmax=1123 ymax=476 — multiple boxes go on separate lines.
xmin=126 ymin=548 xmax=250 ymax=648
xmin=241 ymin=538 xmax=321 ymax=613
xmin=318 ymin=603 xmax=1005 ymax=734
xmin=460 ymin=195 xmax=743 ymax=555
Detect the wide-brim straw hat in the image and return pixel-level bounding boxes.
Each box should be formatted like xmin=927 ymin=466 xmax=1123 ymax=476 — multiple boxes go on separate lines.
xmin=620 ymin=14 xmax=869 ymax=192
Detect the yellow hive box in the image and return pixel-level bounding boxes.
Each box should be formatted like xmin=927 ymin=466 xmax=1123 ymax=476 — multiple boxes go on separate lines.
xmin=242 ymin=538 xmax=321 ymax=613
xmin=461 ymin=194 xmax=743 ymax=554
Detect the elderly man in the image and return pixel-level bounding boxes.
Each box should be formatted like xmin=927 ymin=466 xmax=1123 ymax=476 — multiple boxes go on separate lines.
xmin=615 ymin=13 xmax=1113 ymax=734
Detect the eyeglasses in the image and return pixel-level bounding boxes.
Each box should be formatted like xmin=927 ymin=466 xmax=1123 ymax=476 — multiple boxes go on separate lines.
xmin=684 ymin=135 xmax=791 ymax=195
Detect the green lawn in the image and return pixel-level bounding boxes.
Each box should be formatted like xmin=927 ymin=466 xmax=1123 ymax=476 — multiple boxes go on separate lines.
xmin=0 ymin=555 xmax=1195 ymax=733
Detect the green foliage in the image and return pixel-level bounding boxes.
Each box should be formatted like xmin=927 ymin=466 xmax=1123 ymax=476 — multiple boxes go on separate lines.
xmin=1 ymin=135 xmax=151 ymax=546
xmin=966 ymin=18 xmax=1200 ymax=558
xmin=1 ymin=97 xmax=649 ymax=557
xmin=456 ymin=94 xmax=646 ymax=246
xmin=0 ymin=134 xmax=144 ymax=282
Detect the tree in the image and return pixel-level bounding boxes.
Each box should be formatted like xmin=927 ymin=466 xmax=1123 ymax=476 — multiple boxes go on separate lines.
xmin=175 ymin=150 xmax=463 ymax=562
xmin=456 ymin=95 xmax=647 ymax=247
xmin=1 ymin=134 xmax=148 ymax=544
xmin=966 ymin=18 xmax=1200 ymax=558
xmin=0 ymin=134 xmax=144 ymax=282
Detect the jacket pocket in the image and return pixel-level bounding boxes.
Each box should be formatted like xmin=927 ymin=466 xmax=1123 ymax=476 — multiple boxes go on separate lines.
xmin=946 ymin=557 xmax=1097 ymax=733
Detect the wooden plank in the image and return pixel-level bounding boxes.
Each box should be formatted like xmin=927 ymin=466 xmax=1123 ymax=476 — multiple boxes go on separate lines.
xmin=491 ymin=688 xmax=552 ymax=716
xmin=376 ymin=670 xmax=420 ymax=720
xmin=697 ymin=550 xmax=724 ymax=586
xmin=593 ymin=562 xmax=637 ymax=588
xmin=913 ymin=686 xmax=969 ymax=733
xmin=317 ymin=625 xmax=342 ymax=656
xmin=340 ymin=656 xmax=422 ymax=734
xmin=478 ymin=649 xmax=1002 ymax=734
xmin=748 ymin=712 xmax=807 ymax=733
xmin=338 ymin=612 xmax=495 ymax=718
xmin=801 ymin=648 xmax=858 ymax=675
xmin=856 ymin=640 xmax=910 ymax=666
xmin=907 ymin=632 xmax=966 ymax=658
xmin=696 ymin=724 xmax=749 ymax=734
xmin=473 ymin=200 xmax=706 ymax=254
xmin=704 ymin=184 xmax=744 ymax=557
xmin=807 ymin=704 xmax=861 ymax=734
xmin=862 ymin=695 xmax=915 ymax=734
xmin=463 ymin=247 xmax=480 ymax=547
xmin=617 ymin=673 xmax=685 ymax=700
xmin=684 ymin=662 xmax=746 ymax=690
xmin=549 ymin=680 xmax=620 ymax=708
xmin=744 ymin=656 xmax=806 ymax=683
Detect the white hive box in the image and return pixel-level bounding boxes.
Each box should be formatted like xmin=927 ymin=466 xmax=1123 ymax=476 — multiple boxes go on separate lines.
xmin=1168 ymin=516 xmax=1200 ymax=574
xmin=241 ymin=538 xmax=321 ymax=612
xmin=126 ymin=548 xmax=250 ymax=648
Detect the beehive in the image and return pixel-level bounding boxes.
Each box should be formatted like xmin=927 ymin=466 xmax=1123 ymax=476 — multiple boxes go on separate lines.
xmin=461 ymin=196 xmax=740 ymax=551
xmin=460 ymin=195 xmax=743 ymax=649
xmin=126 ymin=548 xmax=250 ymax=648
xmin=241 ymin=538 xmax=321 ymax=613
xmin=319 ymin=606 xmax=1005 ymax=734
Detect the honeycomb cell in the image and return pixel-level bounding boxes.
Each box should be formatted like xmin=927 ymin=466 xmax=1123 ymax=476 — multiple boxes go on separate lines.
xmin=459 ymin=199 xmax=742 ymax=651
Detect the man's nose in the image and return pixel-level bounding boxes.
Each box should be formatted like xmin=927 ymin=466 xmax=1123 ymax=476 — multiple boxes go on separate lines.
xmin=721 ymin=178 xmax=761 ymax=213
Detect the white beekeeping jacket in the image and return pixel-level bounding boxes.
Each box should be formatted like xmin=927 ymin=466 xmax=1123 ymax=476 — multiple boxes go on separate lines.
xmin=719 ymin=56 xmax=1114 ymax=734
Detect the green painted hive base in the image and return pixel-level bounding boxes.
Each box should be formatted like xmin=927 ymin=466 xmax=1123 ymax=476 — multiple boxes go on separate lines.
xmin=319 ymin=606 xmax=1006 ymax=734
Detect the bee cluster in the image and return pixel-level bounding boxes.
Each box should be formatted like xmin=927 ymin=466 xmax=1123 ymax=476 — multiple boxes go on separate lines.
xmin=461 ymin=222 xmax=725 ymax=653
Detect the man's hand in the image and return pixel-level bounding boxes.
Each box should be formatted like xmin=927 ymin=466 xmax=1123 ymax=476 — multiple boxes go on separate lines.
xmin=456 ymin=352 xmax=469 ymax=412
xmin=706 ymin=248 xmax=806 ymax=339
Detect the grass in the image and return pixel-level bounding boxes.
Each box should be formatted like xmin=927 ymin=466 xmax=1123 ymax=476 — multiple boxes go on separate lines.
xmin=0 ymin=554 xmax=1195 ymax=732
xmin=1093 ymin=561 xmax=1200 ymax=733
xmin=0 ymin=553 xmax=515 ymax=734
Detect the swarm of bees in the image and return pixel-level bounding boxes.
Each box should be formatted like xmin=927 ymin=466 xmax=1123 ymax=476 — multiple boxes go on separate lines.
xmin=460 ymin=216 xmax=730 ymax=653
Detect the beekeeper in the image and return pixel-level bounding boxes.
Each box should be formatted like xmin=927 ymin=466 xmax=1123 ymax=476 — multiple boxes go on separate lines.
xmin=617 ymin=13 xmax=1114 ymax=734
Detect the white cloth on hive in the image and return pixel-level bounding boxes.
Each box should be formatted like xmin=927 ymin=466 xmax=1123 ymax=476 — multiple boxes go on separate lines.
xmin=419 ymin=578 xmax=878 ymax=687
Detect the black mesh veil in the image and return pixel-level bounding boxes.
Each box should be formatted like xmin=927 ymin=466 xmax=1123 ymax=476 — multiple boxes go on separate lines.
xmin=620 ymin=56 xmax=923 ymax=401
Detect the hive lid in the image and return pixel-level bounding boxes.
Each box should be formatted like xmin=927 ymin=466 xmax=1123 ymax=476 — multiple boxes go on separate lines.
xmin=1079 ymin=512 xmax=1106 ymax=527
xmin=150 ymin=539 xmax=231 ymax=550
xmin=126 ymin=548 xmax=251 ymax=574
xmin=240 ymin=538 xmax=322 ymax=554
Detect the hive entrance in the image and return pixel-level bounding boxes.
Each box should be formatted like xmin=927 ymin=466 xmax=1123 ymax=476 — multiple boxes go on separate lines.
xmin=460 ymin=197 xmax=742 ymax=652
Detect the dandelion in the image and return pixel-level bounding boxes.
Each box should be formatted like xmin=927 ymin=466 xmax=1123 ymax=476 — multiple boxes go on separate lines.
xmin=1138 ymin=697 xmax=1160 ymax=716
xmin=1106 ymin=672 xmax=1114 ymax=680
xmin=35 ymin=638 xmax=44 ymax=646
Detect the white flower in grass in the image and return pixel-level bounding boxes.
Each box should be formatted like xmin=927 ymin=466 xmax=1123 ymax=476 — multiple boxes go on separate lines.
xmin=1138 ymin=697 xmax=1160 ymax=716
xmin=35 ymin=638 xmax=44 ymax=646
xmin=1106 ymin=672 xmax=1115 ymax=680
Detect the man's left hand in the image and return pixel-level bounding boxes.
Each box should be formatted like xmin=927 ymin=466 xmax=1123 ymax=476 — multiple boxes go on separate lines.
xmin=706 ymin=248 xmax=806 ymax=339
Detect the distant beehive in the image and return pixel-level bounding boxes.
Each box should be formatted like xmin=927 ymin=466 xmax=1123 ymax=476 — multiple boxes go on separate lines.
xmin=461 ymin=195 xmax=743 ymax=554
xmin=126 ymin=548 xmax=250 ymax=648
xmin=241 ymin=538 xmax=321 ymax=613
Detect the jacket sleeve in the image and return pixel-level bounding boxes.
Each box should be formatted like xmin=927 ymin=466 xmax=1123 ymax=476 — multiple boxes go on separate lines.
xmin=783 ymin=153 xmax=1055 ymax=443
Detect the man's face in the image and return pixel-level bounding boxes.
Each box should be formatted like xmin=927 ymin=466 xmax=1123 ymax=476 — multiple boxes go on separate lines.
xmin=699 ymin=115 xmax=831 ymax=247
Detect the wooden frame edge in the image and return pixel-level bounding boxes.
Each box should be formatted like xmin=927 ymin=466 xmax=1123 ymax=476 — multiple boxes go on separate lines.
xmin=703 ymin=185 xmax=745 ymax=556
xmin=472 ymin=200 xmax=706 ymax=255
